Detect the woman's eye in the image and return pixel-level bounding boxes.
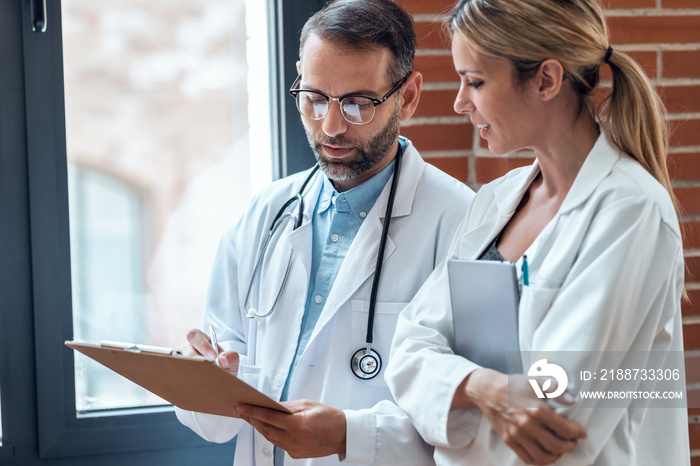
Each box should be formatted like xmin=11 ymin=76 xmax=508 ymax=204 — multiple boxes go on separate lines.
xmin=467 ymin=81 xmax=483 ymax=89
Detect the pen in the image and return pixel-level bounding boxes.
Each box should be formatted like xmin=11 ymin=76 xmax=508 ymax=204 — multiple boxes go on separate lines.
xmin=209 ymin=323 xmax=220 ymax=365
xmin=521 ymin=255 xmax=529 ymax=287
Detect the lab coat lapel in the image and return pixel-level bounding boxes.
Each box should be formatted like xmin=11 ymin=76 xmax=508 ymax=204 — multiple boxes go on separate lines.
xmin=558 ymin=129 xmax=619 ymax=215
xmin=285 ymin=171 xmax=324 ymax=280
xmin=309 ymin=143 xmax=424 ymax=341
xmin=459 ymin=162 xmax=540 ymax=259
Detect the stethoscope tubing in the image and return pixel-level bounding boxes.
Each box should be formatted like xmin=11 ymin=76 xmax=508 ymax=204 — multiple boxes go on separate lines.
xmin=364 ymin=150 xmax=402 ymax=347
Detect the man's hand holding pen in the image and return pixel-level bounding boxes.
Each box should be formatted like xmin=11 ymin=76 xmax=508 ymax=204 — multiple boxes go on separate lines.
xmin=182 ymin=328 xmax=240 ymax=376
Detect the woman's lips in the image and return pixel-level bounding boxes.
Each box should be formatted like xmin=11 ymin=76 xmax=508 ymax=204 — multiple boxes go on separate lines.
xmin=477 ymin=124 xmax=491 ymax=138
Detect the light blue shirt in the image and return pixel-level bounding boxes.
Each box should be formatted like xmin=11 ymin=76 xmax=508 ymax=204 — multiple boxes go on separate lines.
xmin=274 ymin=140 xmax=405 ymax=465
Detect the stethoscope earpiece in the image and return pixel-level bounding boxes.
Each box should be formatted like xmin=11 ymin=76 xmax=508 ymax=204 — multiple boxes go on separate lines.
xmin=351 ymin=346 xmax=382 ymax=380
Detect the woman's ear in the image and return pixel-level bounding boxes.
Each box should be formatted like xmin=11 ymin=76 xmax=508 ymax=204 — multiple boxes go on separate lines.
xmin=398 ymin=71 xmax=423 ymax=121
xmin=536 ymin=59 xmax=564 ymax=101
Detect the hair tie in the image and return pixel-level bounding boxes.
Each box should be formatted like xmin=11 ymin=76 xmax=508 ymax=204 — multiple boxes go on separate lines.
xmin=604 ymin=45 xmax=613 ymax=64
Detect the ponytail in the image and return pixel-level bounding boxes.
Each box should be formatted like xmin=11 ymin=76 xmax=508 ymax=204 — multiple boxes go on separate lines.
xmin=597 ymin=49 xmax=680 ymax=213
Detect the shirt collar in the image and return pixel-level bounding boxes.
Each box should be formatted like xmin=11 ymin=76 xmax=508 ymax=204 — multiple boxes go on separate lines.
xmin=316 ymin=139 xmax=406 ymax=220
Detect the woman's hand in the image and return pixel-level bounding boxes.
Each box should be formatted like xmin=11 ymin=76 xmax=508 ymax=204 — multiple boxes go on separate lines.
xmin=455 ymin=368 xmax=587 ymax=465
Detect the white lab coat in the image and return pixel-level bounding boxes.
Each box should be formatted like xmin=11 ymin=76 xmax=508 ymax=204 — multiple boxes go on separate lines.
xmin=386 ymin=130 xmax=690 ymax=465
xmin=176 ymin=140 xmax=474 ymax=465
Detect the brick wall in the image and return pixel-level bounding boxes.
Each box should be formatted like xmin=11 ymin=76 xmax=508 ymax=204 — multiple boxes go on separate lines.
xmin=396 ymin=0 xmax=700 ymax=461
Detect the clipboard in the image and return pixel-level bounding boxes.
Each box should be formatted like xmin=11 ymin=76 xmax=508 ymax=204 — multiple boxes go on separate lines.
xmin=447 ymin=259 xmax=522 ymax=374
xmin=66 ymin=340 xmax=292 ymax=416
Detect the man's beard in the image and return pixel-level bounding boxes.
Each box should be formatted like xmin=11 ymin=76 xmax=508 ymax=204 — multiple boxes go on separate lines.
xmin=306 ymin=104 xmax=400 ymax=181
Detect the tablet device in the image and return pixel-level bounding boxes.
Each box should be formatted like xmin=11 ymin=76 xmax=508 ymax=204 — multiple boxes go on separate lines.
xmin=448 ymin=259 xmax=522 ymax=374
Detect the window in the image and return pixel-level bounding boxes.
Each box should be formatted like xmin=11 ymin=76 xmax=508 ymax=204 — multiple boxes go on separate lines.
xmin=62 ymin=0 xmax=272 ymax=415
xmin=0 ymin=0 xmax=320 ymax=463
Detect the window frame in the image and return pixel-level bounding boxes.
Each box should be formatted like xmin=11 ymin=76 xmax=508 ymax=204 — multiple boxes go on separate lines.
xmin=0 ymin=0 xmax=322 ymax=463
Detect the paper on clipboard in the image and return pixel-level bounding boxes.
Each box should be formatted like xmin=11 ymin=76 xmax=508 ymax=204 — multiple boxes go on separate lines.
xmin=66 ymin=340 xmax=292 ymax=416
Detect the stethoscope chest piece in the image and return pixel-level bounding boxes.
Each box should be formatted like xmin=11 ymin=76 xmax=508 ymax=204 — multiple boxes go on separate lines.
xmin=351 ymin=346 xmax=382 ymax=380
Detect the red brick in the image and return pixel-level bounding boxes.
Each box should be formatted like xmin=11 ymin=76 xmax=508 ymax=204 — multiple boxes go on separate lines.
xmin=691 ymin=423 xmax=700 ymax=451
xmin=669 ymin=153 xmax=700 ymax=182
xmin=400 ymin=123 xmax=472 ymax=151
xmin=683 ymin=289 xmax=700 ymax=317
xmin=414 ymin=89 xmax=457 ymax=118
xmin=601 ymin=51 xmax=656 ymax=81
xmin=685 ymin=322 xmax=700 ymax=351
xmin=425 ymin=156 xmax=469 ymax=182
xmin=687 ymin=255 xmax=700 ymax=282
xmin=674 ymin=186 xmax=700 ymax=215
xmin=663 ymin=0 xmax=700 ymax=7
xmin=396 ymin=0 xmax=456 ymax=15
xmin=664 ymin=51 xmax=700 ymax=80
xmin=600 ymin=0 xmax=656 ymax=7
xmin=415 ymin=21 xmax=450 ymax=50
xmin=608 ymin=16 xmax=700 ymax=44
xmin=671 ymin=119 xmax=700 ymax=148
xmin=415 ymin=55 xmax=457 ymax=83
xmin=661 ymin=86 xmax=700 ymax=114
xmin=690 ymin=390 xmax=700 ymax=416
xmin=475 ymin=156 xmax=535 ymax=184
xmin=684 ymin=220 xmax=700 ymax=249
xmin=687 ymin=353 xmax=700 ymax=386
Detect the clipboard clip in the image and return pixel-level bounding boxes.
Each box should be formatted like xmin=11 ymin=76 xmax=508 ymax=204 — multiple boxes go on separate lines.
xmin=100 ymin=340 xmax=180 ymax=355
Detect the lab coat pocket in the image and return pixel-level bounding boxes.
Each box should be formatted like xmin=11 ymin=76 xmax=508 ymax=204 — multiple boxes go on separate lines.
xmin=518 ymin=284 xmax=560 ymax=351
xmin=237 ymin=364 xmax=262 ymax=391
xmin=351 ymin=300 xmax=407 ymax=387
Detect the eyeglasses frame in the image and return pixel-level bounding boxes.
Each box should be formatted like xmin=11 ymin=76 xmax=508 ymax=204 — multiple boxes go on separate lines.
xmin=288 ymin=73 xmax=411 ymax=125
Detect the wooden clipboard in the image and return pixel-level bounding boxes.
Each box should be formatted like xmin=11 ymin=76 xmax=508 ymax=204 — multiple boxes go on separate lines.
xmin=66 ymin=340 xmax=292 ymax=416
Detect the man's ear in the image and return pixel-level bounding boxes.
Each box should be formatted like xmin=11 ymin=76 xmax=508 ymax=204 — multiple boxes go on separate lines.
xmin=536 ymin=59 xmax=564 ymax=101
xmin=296 ymin=61 xmax=301 ymax=74
xmin=398 ymin=71 xmax=423 ymax=121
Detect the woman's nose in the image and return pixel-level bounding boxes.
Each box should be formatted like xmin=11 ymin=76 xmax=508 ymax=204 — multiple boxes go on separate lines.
xmin=454 ymin=86 xmax=474 ymax=115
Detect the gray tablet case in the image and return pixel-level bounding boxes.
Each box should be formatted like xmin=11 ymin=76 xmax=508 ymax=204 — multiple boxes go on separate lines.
xmin=448 ymin=259 xmax=522 ymax=374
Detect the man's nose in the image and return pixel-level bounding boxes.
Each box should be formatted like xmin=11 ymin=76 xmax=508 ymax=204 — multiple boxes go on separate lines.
xmin=322 ymin=100 xmax=349 ymax=137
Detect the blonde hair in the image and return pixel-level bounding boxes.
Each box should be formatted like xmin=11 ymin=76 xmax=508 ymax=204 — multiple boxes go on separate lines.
xmin=447 ymin=0 xmax=677 ymax=210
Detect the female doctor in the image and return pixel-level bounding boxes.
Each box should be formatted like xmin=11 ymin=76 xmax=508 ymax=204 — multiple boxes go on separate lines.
xmin=385 ymin=0 xmax=689 ymax=465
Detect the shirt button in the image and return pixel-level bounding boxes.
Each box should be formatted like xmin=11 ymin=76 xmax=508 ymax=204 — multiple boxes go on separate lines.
xmin=314 ymin=295 xmax=323 ymax=304
xmin=320 ymin=201 xmax=328 ymax=208
xmin=263 ymin=447 xmax=272 ymax=456
xmin=330 ymin=233 xmax=339 ymax=242
xmin=359 ymin=211 xmax=367 ymax=218
xmin=274 ymin=376 xmax=284 ymax=387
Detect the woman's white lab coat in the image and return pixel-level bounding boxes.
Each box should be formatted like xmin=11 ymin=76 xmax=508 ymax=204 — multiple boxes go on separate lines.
xmin=385 ymin=131 xmax=690 ymax=465
xmin=176 ymin=140 xmax=474 ymax=466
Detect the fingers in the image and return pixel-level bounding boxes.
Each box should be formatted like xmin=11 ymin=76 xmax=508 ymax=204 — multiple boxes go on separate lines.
xmin=185 ymin=329 xmax=239 ymax=375
xmin=239 ymin=411 xmax=285 ymax=444
xmin=533 ymin=406 xmax=587 ymax=441
xmin=186 ymin=328 xmax=217 ymax=360
xmin=237 ymin=404 xmax=288 ymax=429
xmin=217 ymin=350 xmax=240 ymax=375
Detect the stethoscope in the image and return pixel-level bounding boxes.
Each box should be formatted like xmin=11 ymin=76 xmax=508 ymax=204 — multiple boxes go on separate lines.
xmin=243 ymin=150 xmax=403 ymax=380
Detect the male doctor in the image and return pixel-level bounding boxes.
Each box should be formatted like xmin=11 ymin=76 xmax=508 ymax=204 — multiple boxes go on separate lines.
xmin=176 ymin=0 xmax=474 ymax=464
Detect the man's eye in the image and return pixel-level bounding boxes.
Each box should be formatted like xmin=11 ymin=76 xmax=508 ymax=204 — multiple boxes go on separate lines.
xmin=467 ymin=81 xmax=483 ymax=89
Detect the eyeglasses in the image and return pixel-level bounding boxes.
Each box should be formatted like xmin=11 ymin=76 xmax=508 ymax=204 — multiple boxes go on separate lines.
xmin=289 ymin=74 xmax=410 ymax=125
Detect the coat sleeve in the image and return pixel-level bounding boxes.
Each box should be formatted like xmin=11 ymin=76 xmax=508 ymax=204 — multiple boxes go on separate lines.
xmin=523 ymin=196 xmax=686 ymax=465
xmin=342 ymin=400 xmax=436 ymax=464
xmin=387 ymin=194 xmax=687 ymax=463
xmin=176 ymin=222 xmax=258 ymax=443
xmin=385 ymin=214 xmax=486 ymax=450
xmin=345 ymin=181 xmax=476 ymax=464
